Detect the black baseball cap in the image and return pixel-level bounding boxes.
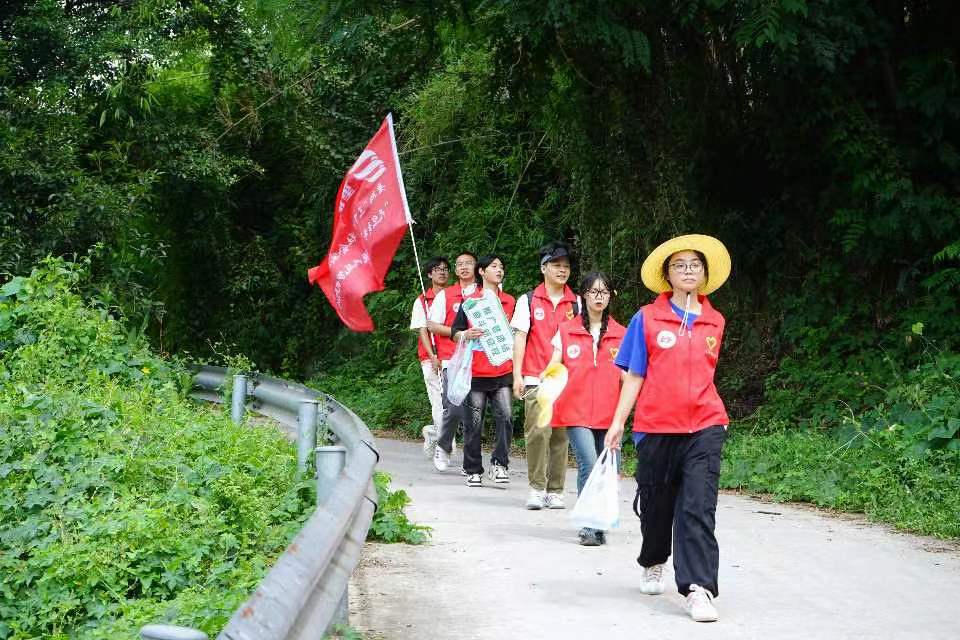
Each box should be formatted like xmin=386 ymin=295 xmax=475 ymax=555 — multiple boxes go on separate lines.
xmin=539 ymin=241 xmax=571 ymax=266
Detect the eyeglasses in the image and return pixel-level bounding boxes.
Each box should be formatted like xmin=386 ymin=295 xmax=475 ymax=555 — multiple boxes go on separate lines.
xmin=431 ymin=267 xmax=449 ymax=273
xmin=669 ymin=261 xmax=704 ymax=274
xmin=455 ymin=261 xmax=475 ymax=268
xmin=584 ymin=288 xmax=610 ymax=298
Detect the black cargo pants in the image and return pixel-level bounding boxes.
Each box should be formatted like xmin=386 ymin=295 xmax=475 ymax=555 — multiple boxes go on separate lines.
xmin=633 ymin=425 xmax=727 ymax=597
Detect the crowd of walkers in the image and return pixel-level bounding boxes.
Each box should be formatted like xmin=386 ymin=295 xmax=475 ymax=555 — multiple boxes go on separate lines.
xmin=408 ymin=235 xmax=731 ymax=623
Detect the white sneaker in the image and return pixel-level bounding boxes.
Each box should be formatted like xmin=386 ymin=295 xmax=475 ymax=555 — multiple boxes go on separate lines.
xmin=545 ymin=492 xmax=565 ymax=509
xmin=433 ymin=445 xmax=450 ymax=472
xmin=640 ymin=563 xmax=666 ymax=595
xmin=525 ymin=489 xmax=546 ymax=510
xmin=421 ymin=425 xmax=437 ymax=457
xmin=466 ymin=473 xmax=482 ymax=487
xmin=685 ymin=584 xmax=718 ymax=622
xmin=488 ymin=464 xmax=509 ymax=484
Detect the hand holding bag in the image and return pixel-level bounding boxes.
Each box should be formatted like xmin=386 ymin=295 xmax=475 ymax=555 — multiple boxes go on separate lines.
xmin=446 ymin=335 xmax=474 ymax=406
xmin=569 ymin=447 xmax=620 ymax=530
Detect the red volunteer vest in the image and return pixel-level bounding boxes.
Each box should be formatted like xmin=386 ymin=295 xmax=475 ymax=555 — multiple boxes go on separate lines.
xmin=465 ymin=288 xmax=516 ymax=378
xmin=551 ymin=317 xmax=626 ymax=429
xmin=633 ymin=293 xmax=729 ymax=434
xmin=436 ymin=283 xmax=471 ymax=361
xmin=521 ymin=283 xmax=579 ymax=377
xmin=415 ymin=288 xmax=439 ymax=362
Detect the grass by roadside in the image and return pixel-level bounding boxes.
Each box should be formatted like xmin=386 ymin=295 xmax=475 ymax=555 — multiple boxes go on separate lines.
xmin=719 ymin=424 xmax=960 ymax=538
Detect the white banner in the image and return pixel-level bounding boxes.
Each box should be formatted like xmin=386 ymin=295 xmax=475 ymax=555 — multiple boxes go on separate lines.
xmin=462 ymin=289 xmax=514 ymax=366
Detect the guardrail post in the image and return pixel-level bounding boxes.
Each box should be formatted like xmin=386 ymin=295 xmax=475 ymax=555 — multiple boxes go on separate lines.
xmin=316 ymin=445 xmax=347 ymax=505
xmin=297 ymin=399 xmax=319 ymax=473
xmin=140 ymin=624 xmax=208 ymax=640
xmin=230 ymin=374 xmax=247 ymax=424
xmin=316 ymin=443 xmax=350 ymax=629
xmin=332 ymin=590 xmax=349 ymax=630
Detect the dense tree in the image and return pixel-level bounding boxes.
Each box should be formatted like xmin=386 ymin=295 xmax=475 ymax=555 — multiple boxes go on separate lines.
xmin=1 ymin=0 xmax=958 ymax=435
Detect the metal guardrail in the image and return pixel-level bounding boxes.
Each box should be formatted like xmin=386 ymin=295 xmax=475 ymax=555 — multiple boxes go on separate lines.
xmin=141 ymin=366 xmax=379 ymax=640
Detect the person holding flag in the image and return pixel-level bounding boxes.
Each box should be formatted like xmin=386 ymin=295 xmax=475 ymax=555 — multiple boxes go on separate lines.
xmin=604 ymin=234 xmax=732 ymax=623
xmin=426 ymin=252 xmax=479 ymax=471
xmin=409 ymin=256 xmax=449 ymax=455
xmin=511 ymin=241 xmax=580 ymax=510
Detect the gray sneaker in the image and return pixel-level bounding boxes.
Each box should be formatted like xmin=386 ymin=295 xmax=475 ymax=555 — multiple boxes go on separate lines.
xmin=466 ymin=473 xmax=482 ymax=487
xmin=578 ymin=527 xmax=601 ymax=546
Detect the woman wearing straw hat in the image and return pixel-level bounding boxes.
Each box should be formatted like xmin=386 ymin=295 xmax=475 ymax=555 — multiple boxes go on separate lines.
xmin=605 ymin=234 xmax=731 ymax=623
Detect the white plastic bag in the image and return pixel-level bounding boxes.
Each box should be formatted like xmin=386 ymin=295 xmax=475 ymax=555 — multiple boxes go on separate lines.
xmin=446 ymin=336 xmax=474 ymax=406
xmin=570 ymin=447 xmax=620 ymax=530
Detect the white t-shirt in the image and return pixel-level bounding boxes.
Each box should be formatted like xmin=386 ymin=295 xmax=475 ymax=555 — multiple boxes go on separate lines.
xmin=427 ymin=283 xmax=477 ymax=325
xmin=512 ymin=290 xmax=582 ymax=385
xmin=409 ymin=296 xmax=429 ymax=330
xmin=427 ymin=283 xmax=477 ymax=368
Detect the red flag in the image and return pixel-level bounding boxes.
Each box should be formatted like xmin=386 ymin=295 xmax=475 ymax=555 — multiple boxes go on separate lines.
xmin=308 ymin=114 xmax=412 ymax=331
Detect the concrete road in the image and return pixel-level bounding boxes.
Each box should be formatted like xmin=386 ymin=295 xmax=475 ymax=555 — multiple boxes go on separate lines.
xmin=349 ymin=437 xmax=960 ymax=639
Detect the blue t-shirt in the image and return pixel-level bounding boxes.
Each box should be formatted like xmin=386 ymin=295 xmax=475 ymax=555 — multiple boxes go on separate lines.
xmin=614 ymin=300 xmax=700 ymax=445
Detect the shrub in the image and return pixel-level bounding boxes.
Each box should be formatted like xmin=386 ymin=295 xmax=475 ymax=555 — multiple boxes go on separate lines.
xmin=0 ymin=259 xmax=314 ymax=639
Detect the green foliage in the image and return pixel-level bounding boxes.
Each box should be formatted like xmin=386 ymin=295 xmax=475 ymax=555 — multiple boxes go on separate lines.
xmin=723 ymin=335 xmax=960 ymax=538
xmin=325 ymin=624 xmax=365 ymax=640
xmin=310 ymin=359 xmax=426 ymax=438
xmin=369 ymin=471 xmax=431 ymax=544
xmin=3 ymin=0 xmax=960 ymax=539
xmin=0 ymin=259 xmax=314 ymax=639
xmin=721 ymin=424 xmax=960 ymax=538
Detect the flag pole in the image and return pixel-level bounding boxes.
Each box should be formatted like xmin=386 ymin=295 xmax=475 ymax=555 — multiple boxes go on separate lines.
xmin=407 ymin=223 xmax=444 ymax=388
xmin=388 ymin=112 xmax=442 ymax=379
xmin=407 ymin=221 xmax=437 ymax=348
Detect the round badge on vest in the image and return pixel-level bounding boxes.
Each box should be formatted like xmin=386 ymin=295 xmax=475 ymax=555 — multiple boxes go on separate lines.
xmin=566 ymin=344 xmax=581 ymax=359
xmin=656 ymin=330 xmax=677 ymax=349
xmin=533 ymin=307 xmax=545 ymax=321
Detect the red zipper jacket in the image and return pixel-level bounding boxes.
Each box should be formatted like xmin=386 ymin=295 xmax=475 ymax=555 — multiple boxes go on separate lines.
xmin=521 ymin=283 xmax=579 ymax=378
xmin=416 ymin=288 xmax=438 ymax=362
xmin=435 ymin=283 xmax=470 ymax=361
xmin=551 ymin=317 xmax=626 ymax=429
xmin=633 ymin=293 xmax=729 ymax=434
xmin=466 ymin=288 xmax=516 ymax=378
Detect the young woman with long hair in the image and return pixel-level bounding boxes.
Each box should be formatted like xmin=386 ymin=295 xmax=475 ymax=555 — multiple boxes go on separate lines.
xmin=548 ymin=271 xmax=626 ymax=546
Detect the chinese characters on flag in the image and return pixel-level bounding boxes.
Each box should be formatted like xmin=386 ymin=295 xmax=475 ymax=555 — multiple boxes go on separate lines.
xmin=308 ymin=114 xmax=412 ymax=331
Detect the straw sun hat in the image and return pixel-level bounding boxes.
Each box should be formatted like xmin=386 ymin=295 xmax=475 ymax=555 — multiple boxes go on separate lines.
xmin=640 ymin=234 xmax=731 ymax=295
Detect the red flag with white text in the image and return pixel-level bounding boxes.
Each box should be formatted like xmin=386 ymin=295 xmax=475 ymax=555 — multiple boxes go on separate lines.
xmin=307 ymin=114 xmax=412 ymax=331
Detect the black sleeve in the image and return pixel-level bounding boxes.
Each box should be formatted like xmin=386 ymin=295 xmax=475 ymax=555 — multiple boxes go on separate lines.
xmin=450 ymin=306 xmax=469 ymax=340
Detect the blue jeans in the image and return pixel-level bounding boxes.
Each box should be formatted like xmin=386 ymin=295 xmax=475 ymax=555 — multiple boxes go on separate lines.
xmin=567 ymin=426 xmax=607 ymax=495
xmin=462 ymin=385 xmax=513 ymax=475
